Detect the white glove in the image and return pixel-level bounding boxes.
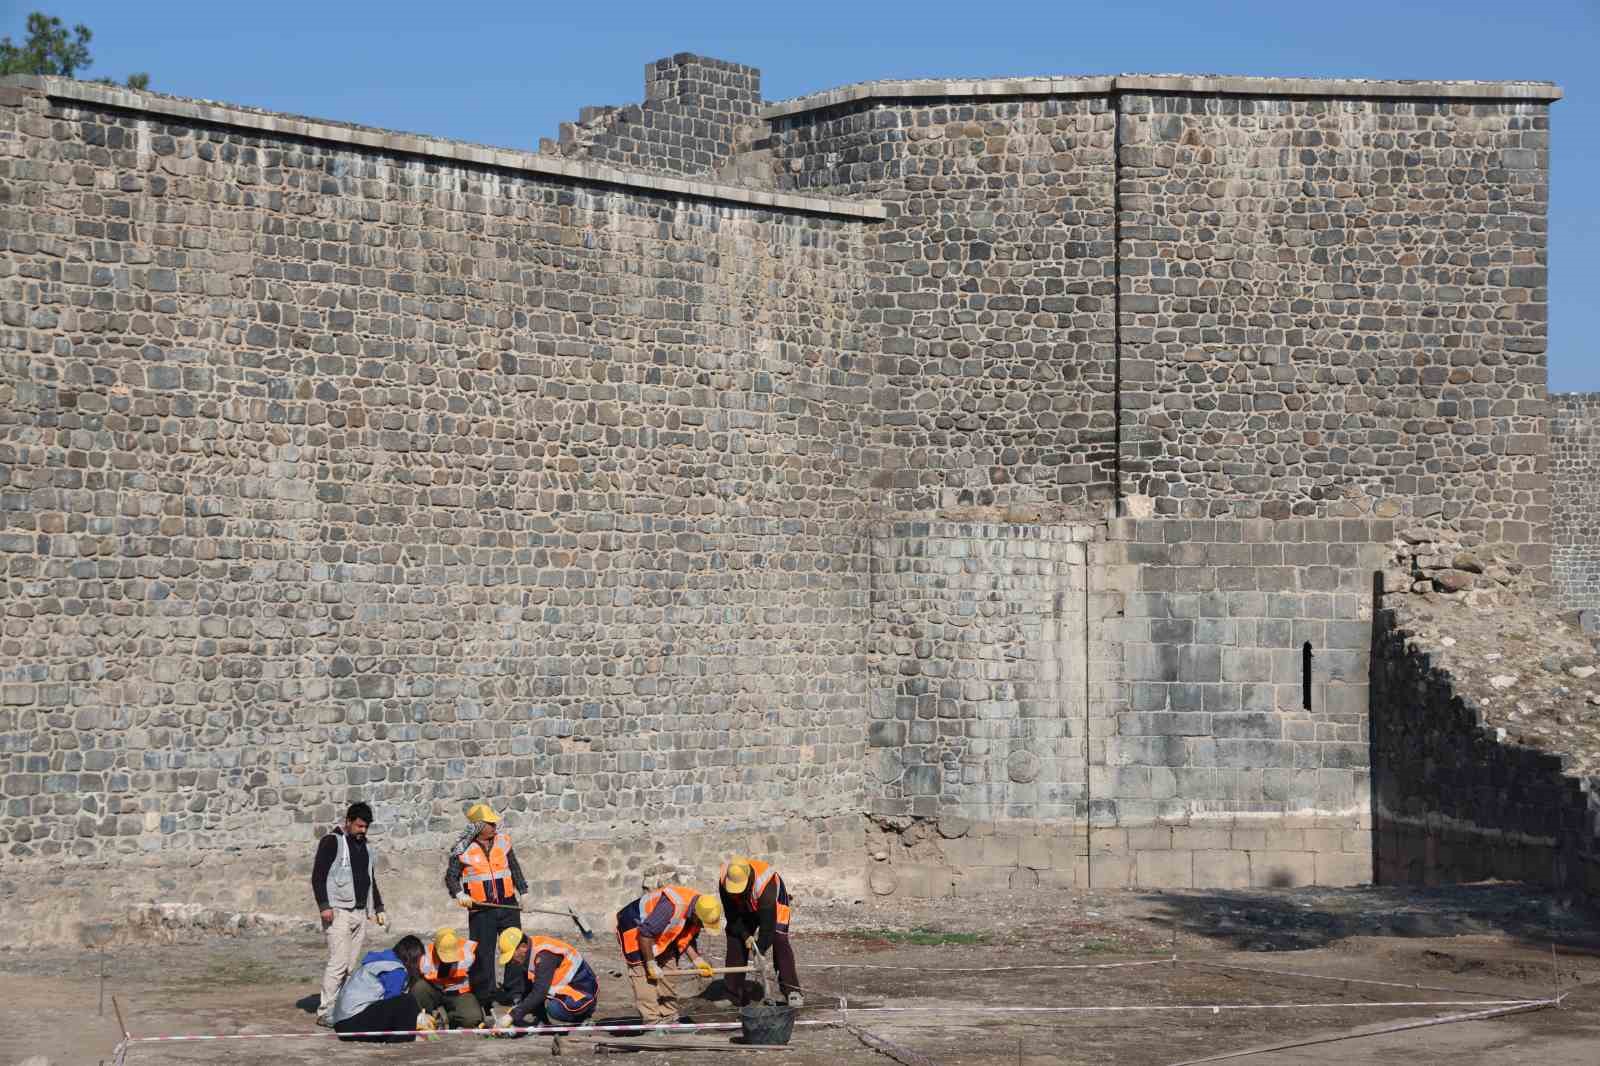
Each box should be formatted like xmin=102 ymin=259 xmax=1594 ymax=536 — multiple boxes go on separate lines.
xmin=455 ymin=891 xmax=472 ymax=908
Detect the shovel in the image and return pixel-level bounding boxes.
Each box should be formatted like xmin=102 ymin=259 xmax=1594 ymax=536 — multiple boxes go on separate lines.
xmin=468 ymin=900 xmax=596 ymax=941
xmin=752 ymin=943 xmax=776 ymax=1006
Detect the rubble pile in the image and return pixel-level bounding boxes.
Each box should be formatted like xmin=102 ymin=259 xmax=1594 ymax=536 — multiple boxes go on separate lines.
xmin=1381 ymin=529 xmax=1600 ymax=776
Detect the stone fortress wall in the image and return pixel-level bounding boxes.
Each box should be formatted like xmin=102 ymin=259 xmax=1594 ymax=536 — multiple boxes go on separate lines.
xmin=0 ymin=54 xmax=1567 ymax=932
xmin=1551 ymin=393 xmax=1600 ymax=611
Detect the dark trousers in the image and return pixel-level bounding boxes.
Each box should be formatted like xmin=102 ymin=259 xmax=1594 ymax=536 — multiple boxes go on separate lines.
xmin=334 ymin=994 xmax=419 ymax=1042
xmin=725 ymin=931 xmax=800 ymax=1004
xmin=467 ymin=904 xmax=526 ymax=1007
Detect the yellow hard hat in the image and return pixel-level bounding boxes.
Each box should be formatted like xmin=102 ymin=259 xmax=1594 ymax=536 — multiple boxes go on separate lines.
xmin=496 ymin=927 xmax=526 ymax=966
xmin=694 ymin=893 xmax=724 ymax=933
xmin=434 ymin=927 xmax=466 ymax=964
xmin=466 ymin=802 xmax=500 ymax=825
xmin=723 ymin=858 xmax=753 ymax=895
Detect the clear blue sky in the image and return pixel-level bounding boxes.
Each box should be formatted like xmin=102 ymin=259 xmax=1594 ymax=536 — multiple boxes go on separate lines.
xmin=6 ymin=0 xmax=1597 ymax=390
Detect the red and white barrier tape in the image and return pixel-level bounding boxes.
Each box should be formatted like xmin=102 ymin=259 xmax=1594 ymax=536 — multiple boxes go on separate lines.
xmin=105 ymin=995 xmax=1553 ymax=1060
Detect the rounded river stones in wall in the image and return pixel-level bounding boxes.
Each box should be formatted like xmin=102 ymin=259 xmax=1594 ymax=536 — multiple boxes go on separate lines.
xmin=1006 ymin=750 xmax=1041 ymax=783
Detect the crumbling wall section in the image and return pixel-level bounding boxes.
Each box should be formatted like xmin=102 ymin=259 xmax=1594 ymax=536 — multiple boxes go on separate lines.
xmin=540 ymin=54 xmax=762 ymax=177
xmin=1371 ymin=601 xmax=1600 ymax=895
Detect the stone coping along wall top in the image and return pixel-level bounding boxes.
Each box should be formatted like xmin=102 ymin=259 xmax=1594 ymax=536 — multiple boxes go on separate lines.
xmin=764 ymin=72 xmax=1564 ymax=119
xmin=2 ymin=74 xmax=886 ymax=221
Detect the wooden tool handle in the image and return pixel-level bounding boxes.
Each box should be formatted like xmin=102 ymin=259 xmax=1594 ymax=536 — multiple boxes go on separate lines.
xmin=655 ymin=965 xmax=753 ymax=980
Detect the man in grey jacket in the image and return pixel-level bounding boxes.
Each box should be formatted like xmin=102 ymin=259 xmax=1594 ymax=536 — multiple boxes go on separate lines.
xmin=312 ymin=802 xmax=386 ymax=1027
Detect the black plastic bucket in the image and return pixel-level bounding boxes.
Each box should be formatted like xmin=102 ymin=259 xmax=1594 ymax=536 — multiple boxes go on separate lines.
xmin=739 ymin=1004 xmax=797 ymax=1045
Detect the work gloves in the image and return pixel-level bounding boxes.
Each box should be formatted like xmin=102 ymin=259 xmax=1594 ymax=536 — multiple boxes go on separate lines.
xmin=744 ymin=935 xmax=757 ymax=951
xmin=644 ymin=958 xmax=661 ymax=980
xmin=694 ymin=958 xmax=715 ymax=979
xmin=375 ymin=912 xmax=387 ymax=927
xmin=455 ymin=891 xmax=472 ymax=908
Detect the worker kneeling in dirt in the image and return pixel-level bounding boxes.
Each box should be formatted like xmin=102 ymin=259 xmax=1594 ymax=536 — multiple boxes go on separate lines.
xmin=414 ymin=928 xmax=486 ymax=1029
xmin=330 ymin=934 xmax=426 ymax=1042
xmin=615 ymin=884 xmax=723 ymax=1028
xmin=496 ymin=928 xmax=599 ymax=1029
xmin=719 ymin=856 xmax=803 ymax=1008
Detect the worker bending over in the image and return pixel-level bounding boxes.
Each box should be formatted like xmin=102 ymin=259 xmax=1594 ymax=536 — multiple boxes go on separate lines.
xmin=615 ymin=884 xmax=723 ymax=1027
xmin=414 ymin=928 xmax=485 ymax=1029
xmin=445 ymin=803 xmax=528 ymax=1010
xmin=497 ymin=928 xmax=599 ymax=1029
xmin=719 ymin=856 xmax=803 ymax=1007
xmin=329 ymin=934 xmax=425 ymax=1042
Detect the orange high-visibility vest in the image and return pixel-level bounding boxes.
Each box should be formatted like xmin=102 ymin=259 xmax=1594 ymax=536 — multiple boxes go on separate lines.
xmin=639 ymin=884 xmax=699 ymax=956
xmin=523 ymin=935 xmax=595 ymax=1009
xmin=460 ymin=831 xmax=514 ymax=904
xmin=421 ymin=941 xmax=478 ymax=995
xmin=720 ymin=858 xmax=781 ymax=910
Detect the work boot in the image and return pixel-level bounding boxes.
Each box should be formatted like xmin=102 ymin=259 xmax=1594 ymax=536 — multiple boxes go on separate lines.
xmin=787 ymin=991 xmax=805 ymax=1008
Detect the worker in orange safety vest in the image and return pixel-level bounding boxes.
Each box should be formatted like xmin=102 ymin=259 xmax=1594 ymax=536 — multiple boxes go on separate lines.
xmin=414 ymin=928 xmax=485 ymax=1030
xmin=719 ymin=856 xmax=803 ymax=1007
xmin=444 ymin=803 xmax=529 ymax=1010
xmin=614 ymin=884 xmax=723 ymax=1028
xmin=496 ymin=928 xmax=599 ymax=1029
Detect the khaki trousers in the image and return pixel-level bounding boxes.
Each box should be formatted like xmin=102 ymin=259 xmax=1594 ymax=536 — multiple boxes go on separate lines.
xmin=626 ymin=959 xmax=685 ymax=1025
xmin=318 ymin=908 xmax=368 ymax=1022
xmin=413 ymin=977 xmax=485 ymax=1029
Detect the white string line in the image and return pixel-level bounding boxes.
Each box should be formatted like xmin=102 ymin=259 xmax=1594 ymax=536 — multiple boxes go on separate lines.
xmin=1164 ymin=996 xmax=1564 ymax=1066
xmin=116 ymin=997 xmax=1544 ymax=1046
xmin=826 ymin=1000 xmax=1542 ymax=1015
xmin=1188 ymin=958 xmax=1519 ymax=1000
xmin=807 ymin=957 xmax=1175 ymax=973
xmin=120 ymin=1017 xmax=822 ymax=1043
xmin=809 ymin=955 xmax=1540 ymax=1003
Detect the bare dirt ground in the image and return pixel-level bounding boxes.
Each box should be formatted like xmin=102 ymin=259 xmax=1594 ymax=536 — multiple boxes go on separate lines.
xmin=6 ymin=882 xmax=1599 ymax=1066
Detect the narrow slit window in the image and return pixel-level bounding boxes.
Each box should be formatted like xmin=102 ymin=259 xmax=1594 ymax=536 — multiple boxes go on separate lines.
xmin=1302 ymin=642 xmax=1314 ymax=711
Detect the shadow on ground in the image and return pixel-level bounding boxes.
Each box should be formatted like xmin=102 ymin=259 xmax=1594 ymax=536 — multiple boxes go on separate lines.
xmin=1140 ymin=882 xmax=1600 ymax=953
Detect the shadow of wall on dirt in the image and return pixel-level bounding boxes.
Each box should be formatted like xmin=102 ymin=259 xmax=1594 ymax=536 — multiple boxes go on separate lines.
xmin=1138 ymin=883 xmax=1600 ymax=953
